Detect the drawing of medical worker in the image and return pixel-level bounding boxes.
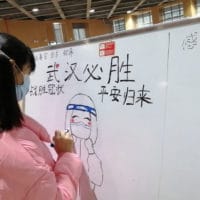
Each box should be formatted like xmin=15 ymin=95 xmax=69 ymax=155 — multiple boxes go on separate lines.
xmin=65 ymin=93 xmax=103 ymax=196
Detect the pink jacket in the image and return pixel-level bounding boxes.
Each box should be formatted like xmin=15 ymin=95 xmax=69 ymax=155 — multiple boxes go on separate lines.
xmin=0 ymin=115 xmax=82 ymax=200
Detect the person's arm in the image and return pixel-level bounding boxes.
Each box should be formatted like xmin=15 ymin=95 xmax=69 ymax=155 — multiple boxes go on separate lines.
xmin=54 ymin=152 xmax=82 ymax=199
xmin=23 ymin=129 xmax=82 ymax=200
xmin=24 ymin=152 xmax=82 ymax=200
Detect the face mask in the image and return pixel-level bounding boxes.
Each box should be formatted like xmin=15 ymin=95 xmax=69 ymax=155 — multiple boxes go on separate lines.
xmin=15 ymin=74 xmax=30 ymax=101
xmin=0 ymin=49 xmax=31 ymax=101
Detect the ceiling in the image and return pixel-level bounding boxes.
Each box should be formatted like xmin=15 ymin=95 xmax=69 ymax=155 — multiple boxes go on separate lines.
xmin=0 ymin=0 xmax=177 ymax=21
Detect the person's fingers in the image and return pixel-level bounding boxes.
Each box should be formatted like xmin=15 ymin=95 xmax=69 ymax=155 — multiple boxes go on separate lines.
xmin=55 ymin=130 xmax=61 ymax=137
xmin=64 ymin=132 xmax=72 ymax=138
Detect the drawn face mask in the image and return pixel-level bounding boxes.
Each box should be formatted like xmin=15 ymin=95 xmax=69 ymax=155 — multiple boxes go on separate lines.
xmin=15 ymin=74 xmax=30 ymax=101
xmin=70 ymin=110 xmax=92 ymax=139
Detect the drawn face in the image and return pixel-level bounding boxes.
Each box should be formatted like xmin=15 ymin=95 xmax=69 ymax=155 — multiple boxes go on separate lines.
xmin=70 ymin=110 xmax=92 ymax=139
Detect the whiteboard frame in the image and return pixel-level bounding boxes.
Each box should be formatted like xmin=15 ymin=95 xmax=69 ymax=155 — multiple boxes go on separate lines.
xmin=26 ymin=16 xmax=200 ymax=200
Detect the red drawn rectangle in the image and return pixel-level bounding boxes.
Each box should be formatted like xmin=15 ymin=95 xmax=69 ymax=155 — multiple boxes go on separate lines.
xmin=99 ymin=41 xmax=115 ymax=56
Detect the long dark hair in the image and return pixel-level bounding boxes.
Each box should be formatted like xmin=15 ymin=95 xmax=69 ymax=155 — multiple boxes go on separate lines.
xmin=0 ymin=33 xmax=35 ymax=131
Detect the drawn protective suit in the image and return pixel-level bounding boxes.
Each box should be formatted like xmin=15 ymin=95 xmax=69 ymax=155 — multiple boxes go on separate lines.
xmin=0 ymin=114 xmax=82 ymax=200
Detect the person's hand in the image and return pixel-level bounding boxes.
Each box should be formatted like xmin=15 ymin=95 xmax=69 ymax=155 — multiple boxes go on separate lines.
xmin=53 ymin=130 xmax=74 ymax=154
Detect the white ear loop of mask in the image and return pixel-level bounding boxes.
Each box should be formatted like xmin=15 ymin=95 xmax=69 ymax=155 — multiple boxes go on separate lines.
xmin=0 ymin=49 xmax=23 ymax=75
xmin=0 ymin=49 xmax=11 ymax=60
xmin=0 ymin=49 xmax=16 ymax=67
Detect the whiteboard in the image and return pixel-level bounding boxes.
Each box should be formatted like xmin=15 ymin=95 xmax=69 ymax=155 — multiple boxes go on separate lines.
xmin=159 ymin=24 xmax=200 ymax=200
xmin=25 ymin=18 xmax=200 ymax=200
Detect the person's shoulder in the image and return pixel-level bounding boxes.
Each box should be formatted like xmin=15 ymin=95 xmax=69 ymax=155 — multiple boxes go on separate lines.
xmin=22 ymin=114 xmax=51 ymax=142
xmin=22 ymin=114 xmax=44 ymax=130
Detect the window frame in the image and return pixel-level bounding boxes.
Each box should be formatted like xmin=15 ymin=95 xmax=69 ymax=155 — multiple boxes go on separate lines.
xmin=113 ymin=18 xmax=126 ymax=33
xmin=52 ymin=22 xmax=64 ymax=44
xmin=136 ymin=11 xmax=153 ymax=28
xmin=72 ymin=23 xmax=87 ymax=41
xmin=161 ymin=3 xmax=184 ymax=22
